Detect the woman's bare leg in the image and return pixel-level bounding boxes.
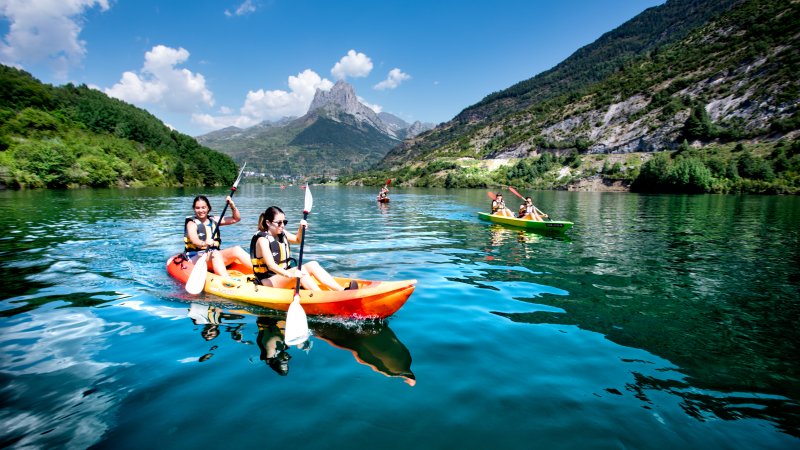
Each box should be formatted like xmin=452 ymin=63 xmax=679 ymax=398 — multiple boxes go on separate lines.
xmin=208 ymin=250 xmax=229 ymax=277
xmin=303 ymin=261 xmax=344 ymax=291
xmin=220 ymin=246 xmax=253 ymax=270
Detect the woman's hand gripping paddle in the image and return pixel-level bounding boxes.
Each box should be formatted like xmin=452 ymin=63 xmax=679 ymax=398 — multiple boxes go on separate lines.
xmin=284 ymin=183 xmax=312 ymax=346
xmin=186 ymin=163 xmax=247 ymax=295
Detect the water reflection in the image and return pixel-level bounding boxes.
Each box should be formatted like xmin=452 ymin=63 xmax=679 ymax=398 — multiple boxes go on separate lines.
xmin=182 ymin=302 xmax=415 ymax=384
xmin=256 ymin=316 xmax=294 ymax=375
xmin=313 ymin=319 xmax=416 ymax=386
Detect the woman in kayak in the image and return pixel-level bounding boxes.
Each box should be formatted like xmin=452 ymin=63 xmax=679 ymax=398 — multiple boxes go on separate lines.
xmin=518 ymin=197 xmax=547 ymax=221
xmin=184 ymin=195 xmax=252 ymax=277
xmin=491 ymin=193 xmax=514 ymax=217
xmin=250 ymin=206 xmax=355 ymax=291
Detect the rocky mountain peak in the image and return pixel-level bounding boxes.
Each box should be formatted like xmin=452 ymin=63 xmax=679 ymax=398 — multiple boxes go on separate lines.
xmin=308 ymin=80 xmax=361 ymax=114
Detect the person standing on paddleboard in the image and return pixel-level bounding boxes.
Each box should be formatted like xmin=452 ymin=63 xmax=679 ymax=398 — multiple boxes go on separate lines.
xmin=184 ymin=195 xmax=252 ymax=277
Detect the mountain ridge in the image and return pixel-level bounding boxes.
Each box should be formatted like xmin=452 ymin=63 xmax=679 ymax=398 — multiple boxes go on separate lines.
xmin=372 ymin=0 xmax=799 ymax=195
xmin=197 ymin=81 xmax=434 ymax=178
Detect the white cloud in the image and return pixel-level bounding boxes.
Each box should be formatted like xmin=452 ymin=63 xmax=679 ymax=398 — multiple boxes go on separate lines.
xmin=224 ymin=0 xmax=257 ymax=17
xmin=358 ymin=96 xmax=382 ymax=114
xmin=105 ymin=45 xmax=214 ymax=113
xmin=330 ymin=49 xmax=373 ymax=80
xmin=0 ymin=0 xmax=110 ymax=79
xmin=374 ymin=68 xmax=411 ymax=90
xmin=193 ymin=69 xmax=333 ymax=131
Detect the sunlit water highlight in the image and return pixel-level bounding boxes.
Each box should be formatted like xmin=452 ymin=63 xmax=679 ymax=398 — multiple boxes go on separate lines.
xmin=0 ymin=186 xmax=798 ymax=449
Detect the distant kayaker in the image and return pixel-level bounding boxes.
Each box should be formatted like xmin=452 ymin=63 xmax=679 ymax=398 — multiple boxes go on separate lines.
xmin=518 ymin=197 xmax=547 ymax=221
xmin=249 ymin=206 xmax=356 ymax=291
xmin=491 ymin=193 xmax=514 ymax=217
xmin=184 ymin=195 xmax=252 ymax=277
xmin=377 ymin=186 xmax=389 ymax=201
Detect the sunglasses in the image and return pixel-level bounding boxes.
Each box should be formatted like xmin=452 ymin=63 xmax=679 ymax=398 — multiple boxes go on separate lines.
xmin=271 ymin=220 xmax=289 ymax=226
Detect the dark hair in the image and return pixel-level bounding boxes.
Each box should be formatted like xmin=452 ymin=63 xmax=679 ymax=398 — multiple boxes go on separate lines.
xmin=258 ymin=206 xmax=284 ymax=232
xmin=193 ymin=195 xmax=212 ymax=211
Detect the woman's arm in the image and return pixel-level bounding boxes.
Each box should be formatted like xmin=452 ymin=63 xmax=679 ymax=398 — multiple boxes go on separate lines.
xmin=219 ymin=196 xmax=240 ymax=226
xmin=285 ymin=219 xmax=306 ymax=245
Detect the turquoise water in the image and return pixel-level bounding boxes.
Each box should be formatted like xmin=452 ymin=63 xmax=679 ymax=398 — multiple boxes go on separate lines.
xmin=0 ymin=186 xmax=798 ymax=449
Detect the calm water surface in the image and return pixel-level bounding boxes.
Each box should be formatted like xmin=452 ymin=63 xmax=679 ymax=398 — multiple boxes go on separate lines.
xmin=0 ymin=186 xmax=798 ymax=449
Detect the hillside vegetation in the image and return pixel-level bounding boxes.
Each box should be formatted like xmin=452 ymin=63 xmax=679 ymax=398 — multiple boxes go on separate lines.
xmin=0 ymin=65 xmax=237 ymax=189
xmin=370 ymin=0 xmax=800 ymax=194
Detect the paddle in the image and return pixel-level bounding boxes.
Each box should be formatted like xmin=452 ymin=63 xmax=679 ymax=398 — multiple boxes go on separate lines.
xmin=186 ymin=163 xmax=247 ymax=294
xmin=284 ymin=183 xmax=312 ymax=345
xmin=508 ymin=186 xmax=550 ymax=220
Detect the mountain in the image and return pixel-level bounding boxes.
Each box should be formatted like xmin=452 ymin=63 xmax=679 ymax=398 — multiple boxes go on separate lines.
xmin=375 ymin=0 xmax=799 ymax=194
xmin=197 ymin=81 xmax=432 ymax=179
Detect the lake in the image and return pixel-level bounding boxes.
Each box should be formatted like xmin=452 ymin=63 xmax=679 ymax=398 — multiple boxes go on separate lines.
xmin=0 ymin=186 xmax=798 ymax=449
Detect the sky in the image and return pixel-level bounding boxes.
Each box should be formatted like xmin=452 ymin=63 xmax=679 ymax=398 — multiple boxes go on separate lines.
xmin=1 ymin=0 xmax=665 ymax=137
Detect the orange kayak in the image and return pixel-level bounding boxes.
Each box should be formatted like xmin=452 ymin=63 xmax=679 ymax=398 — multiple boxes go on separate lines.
xmin=166 ymin=254 xmax=416 ymax=319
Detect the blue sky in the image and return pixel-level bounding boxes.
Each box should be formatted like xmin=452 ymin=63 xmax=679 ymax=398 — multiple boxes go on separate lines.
xmin=1 ymin=0 xmax=664 ymax=137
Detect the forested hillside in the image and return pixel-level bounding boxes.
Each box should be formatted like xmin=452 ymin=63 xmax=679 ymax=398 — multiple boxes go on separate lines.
xmin=371 ymin=0 xmax=800 ymax=194
xmin=0 ymin=65 xmax=237 ymax=189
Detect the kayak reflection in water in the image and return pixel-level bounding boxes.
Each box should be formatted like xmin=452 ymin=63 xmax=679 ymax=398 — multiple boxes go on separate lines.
xmin=256 ymin=316 xmax=293 ymax=376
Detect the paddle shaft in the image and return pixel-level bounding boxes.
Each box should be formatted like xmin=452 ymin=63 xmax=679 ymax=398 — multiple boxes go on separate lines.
xmin=293 ymin=211 xmax=309 ymax=294
xmin=208 ymin=163 xmax=247 ymax=247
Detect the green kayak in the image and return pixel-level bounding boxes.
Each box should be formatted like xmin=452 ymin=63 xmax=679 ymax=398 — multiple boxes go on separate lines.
xmin=477 ymin=212 xmax=574 ymax=232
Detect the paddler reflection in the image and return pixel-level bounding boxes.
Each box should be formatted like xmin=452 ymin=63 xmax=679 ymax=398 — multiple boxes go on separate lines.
xmin=188 ymin=302 xmax=245 ymax=341
xmin=252 ymin=313 xmax=415 ymax=384
xmin=188 ymin=303 xmax=246 ymax=361
xmin=256 ymin=316 xmax=295 ymax=376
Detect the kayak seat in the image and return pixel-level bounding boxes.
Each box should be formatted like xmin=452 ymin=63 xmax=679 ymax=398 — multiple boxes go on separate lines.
xmin=344 ymin=280 xmax=358 ymax=291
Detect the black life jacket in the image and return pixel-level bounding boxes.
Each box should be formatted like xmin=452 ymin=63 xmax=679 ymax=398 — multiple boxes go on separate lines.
xmin=249 ymin=231 xmax=292 ymax=283
xmin=184 ymin=216 xmax=220 ymax=252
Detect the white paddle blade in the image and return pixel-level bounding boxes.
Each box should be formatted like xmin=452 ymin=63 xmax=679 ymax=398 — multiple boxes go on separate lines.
xmin=303 ymin=184 xmax=313 ymax=213
xmin=284 ymin=295 xmax=310 ymax=345
xmin=185 ymin=253 xmax=208 ymax=294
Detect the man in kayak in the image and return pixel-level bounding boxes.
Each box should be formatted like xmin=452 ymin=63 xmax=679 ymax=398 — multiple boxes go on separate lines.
xmin=518 ymin=197 xmax=548 ymax=221
xmin=249 ymin=206 xmax=357 ymax=291
xmin=184 ymin=195 xmax=252 ymax=277
xmin=491 ymin=193 xmax=514 ymax=217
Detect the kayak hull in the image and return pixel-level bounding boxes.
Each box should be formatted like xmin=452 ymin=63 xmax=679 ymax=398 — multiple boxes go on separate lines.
xmin=377 ymin=197 xmax=390 ymax=203
xmin=167 ymin=255 xmax=415 ymax=319
xmin=477 ymin=212 xmax=573 ymax=232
